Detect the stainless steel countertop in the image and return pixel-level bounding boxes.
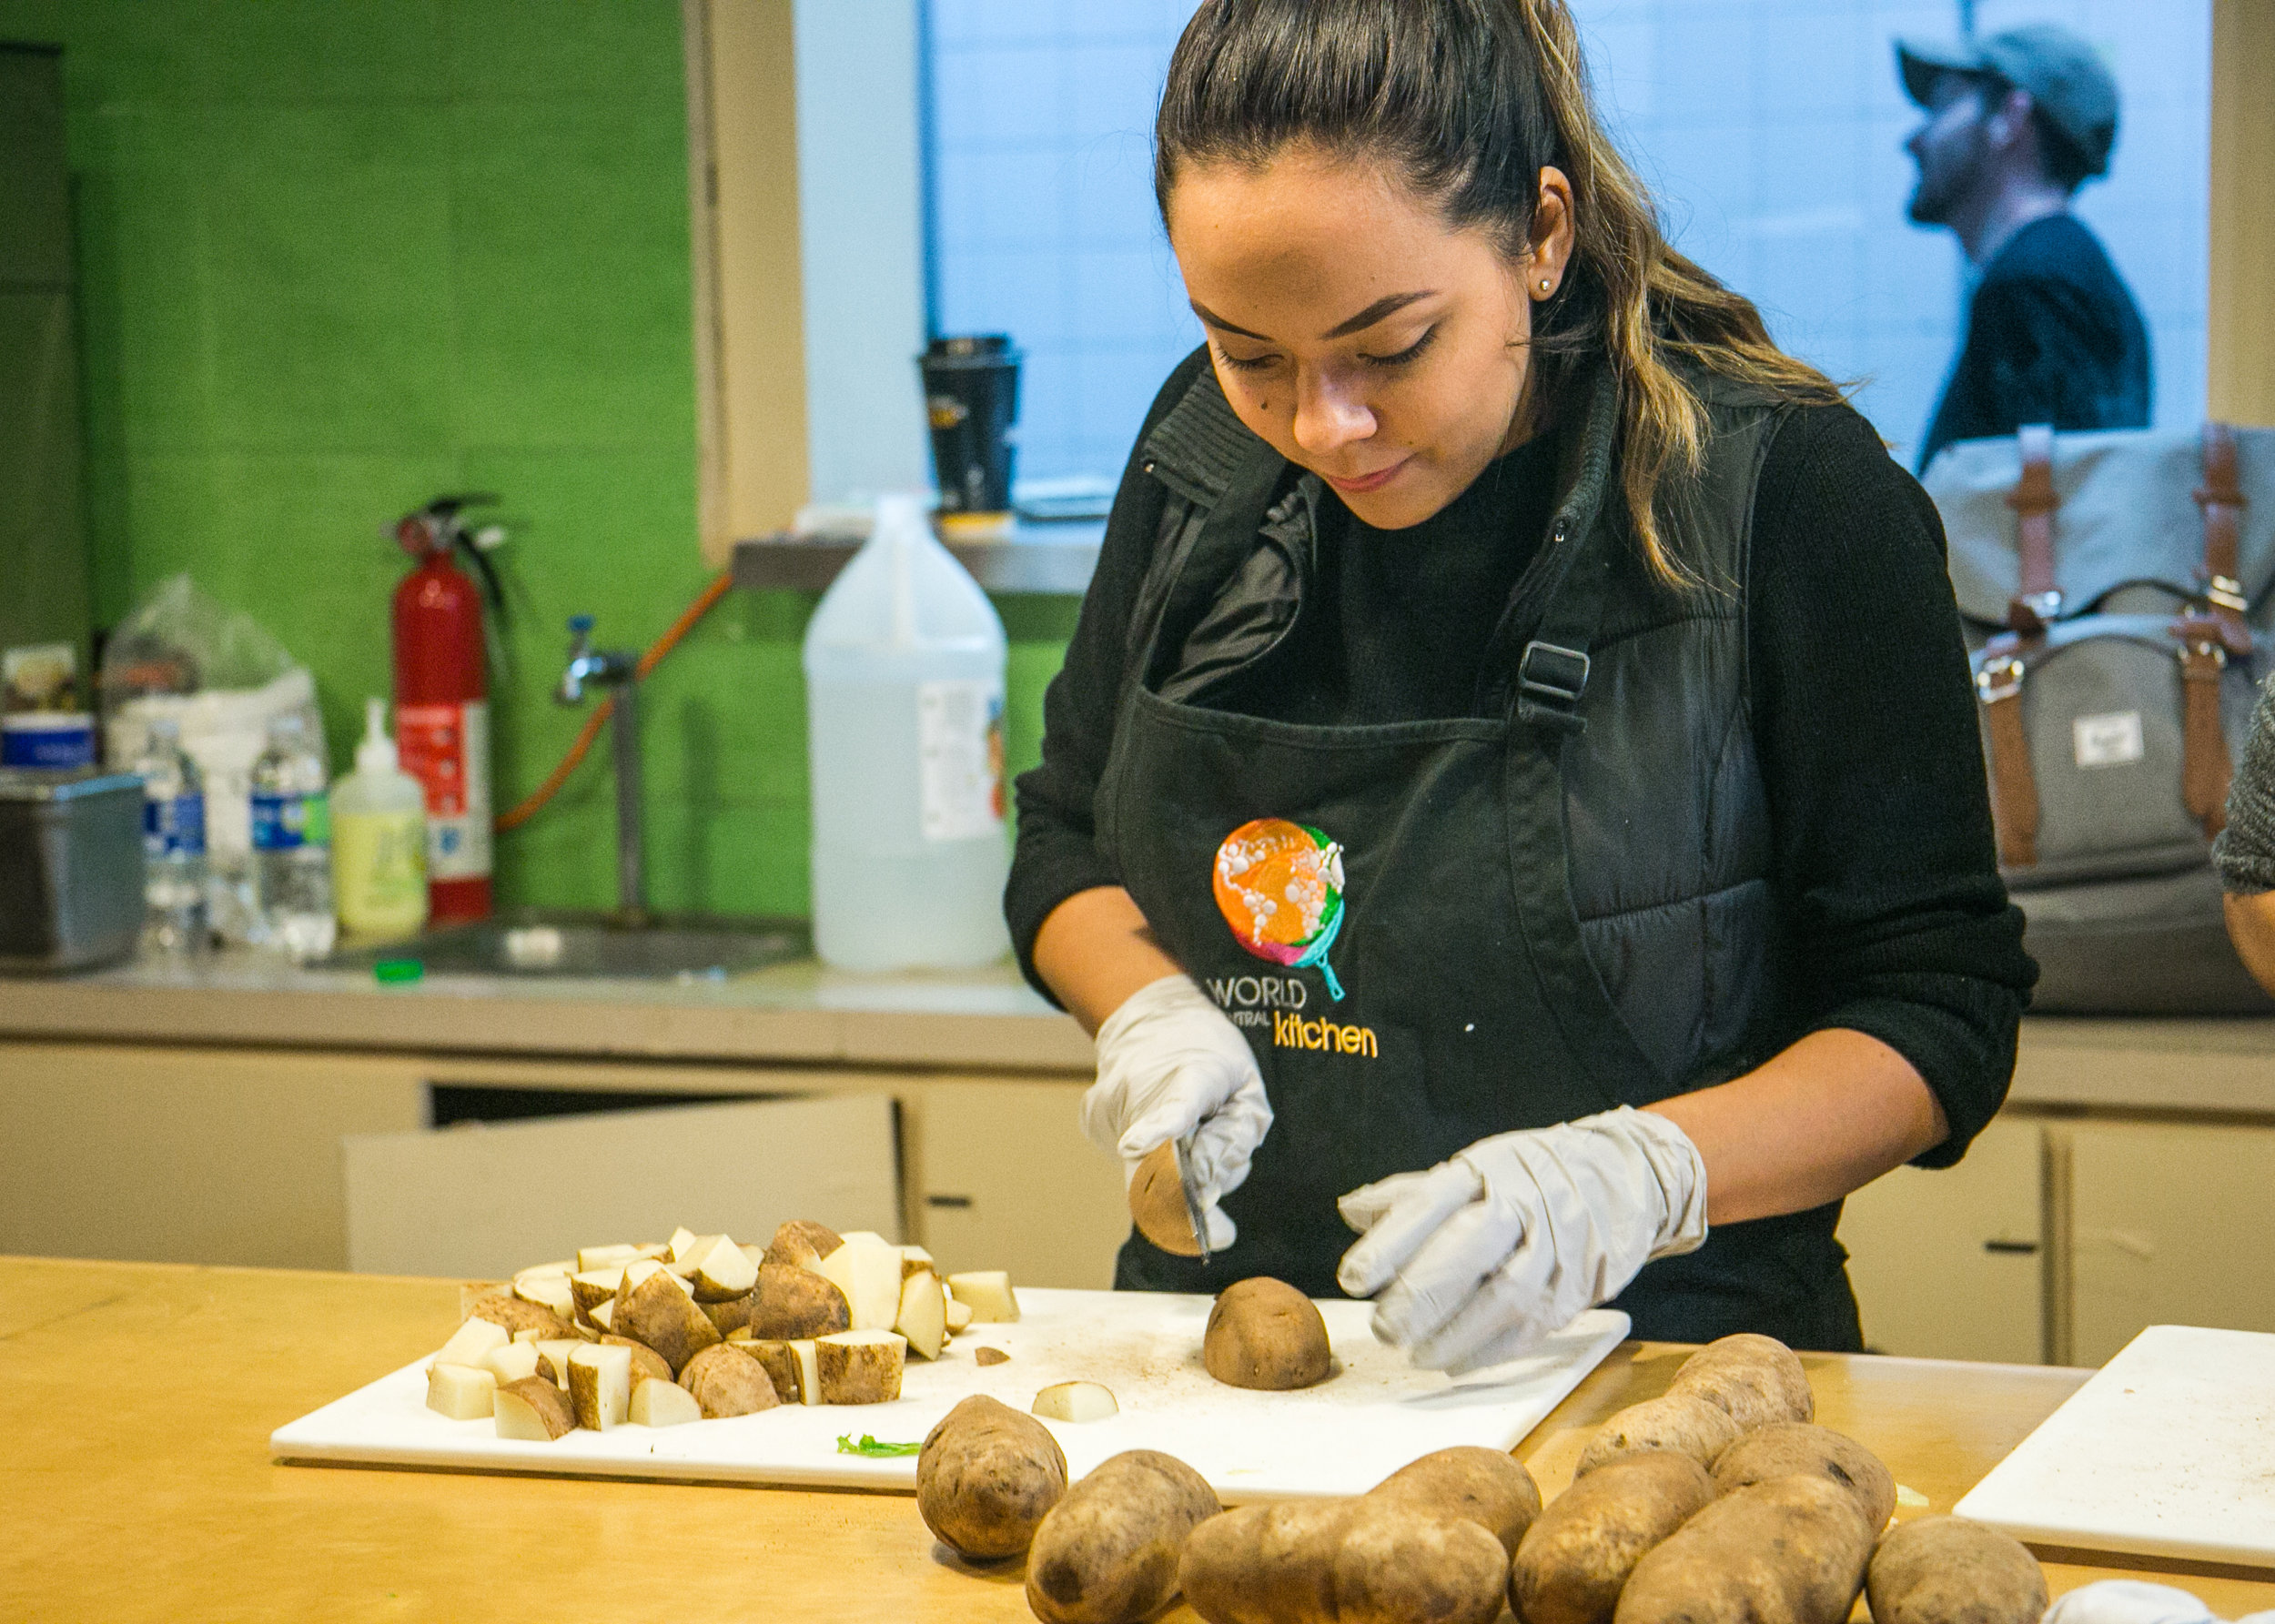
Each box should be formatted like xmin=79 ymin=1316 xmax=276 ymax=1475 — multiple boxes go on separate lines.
xmin=0 ymin=951 xmax=1093 ymax=1073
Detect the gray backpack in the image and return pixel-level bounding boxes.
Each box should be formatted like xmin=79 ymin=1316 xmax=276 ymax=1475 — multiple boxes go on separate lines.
xmin=1925 ymin=422 xmax=2275 ymax=1013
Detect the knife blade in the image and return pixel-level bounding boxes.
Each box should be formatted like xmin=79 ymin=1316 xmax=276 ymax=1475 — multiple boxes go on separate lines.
xmin=1174 ymin=1134 xmax=1212 ymax=1266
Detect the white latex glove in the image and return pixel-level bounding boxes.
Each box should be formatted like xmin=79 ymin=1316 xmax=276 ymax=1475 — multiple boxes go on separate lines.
xmin=2042 ymin=1582 xmax=2223 ymax=1624
xmin=1085 ymin=973 xmax=1272 ymax=1249
xmin=1335 ymin=1106 xmax=1708 ymax=1375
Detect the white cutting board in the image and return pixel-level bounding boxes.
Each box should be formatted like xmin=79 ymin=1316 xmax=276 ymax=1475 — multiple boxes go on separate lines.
xmin=1954 ymin=1324 xmax=2275 ymax=1568
xmin=272 ymin=1288 xmax=1627 ymax=1501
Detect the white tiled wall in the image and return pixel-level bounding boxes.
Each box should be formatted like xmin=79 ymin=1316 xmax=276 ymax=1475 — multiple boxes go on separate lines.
xmin=925 ymin=0 xmax=2208 ymax=481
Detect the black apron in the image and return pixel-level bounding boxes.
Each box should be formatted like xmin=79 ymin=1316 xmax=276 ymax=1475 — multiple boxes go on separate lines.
xmin=1093 ymin=436 xmax=1865 ymax=1353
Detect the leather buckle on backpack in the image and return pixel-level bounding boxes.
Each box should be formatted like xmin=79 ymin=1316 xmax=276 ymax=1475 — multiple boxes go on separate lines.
xmin=1975 ymin=655 xmax=2026 ymax=705
xmin=1517 ymin=641 xmax=1591 ymax=733
xmin=2014 ymin=589 xmax=2064 ymax=622
xmin=2206 ymin=572 xmax=2250 ymax=615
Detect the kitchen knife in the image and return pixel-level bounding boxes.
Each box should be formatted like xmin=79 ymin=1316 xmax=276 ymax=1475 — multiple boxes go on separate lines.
xmin=1174 ymin=1134 xmax=1211 ymax=1266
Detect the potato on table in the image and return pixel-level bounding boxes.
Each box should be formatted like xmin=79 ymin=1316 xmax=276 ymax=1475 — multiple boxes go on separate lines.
xmin=1575 ymin=1393 xmax=1741 ymax=1477
xmin=761 ymin=1218 xmax=842 ymax=1272
xmin=815 ymin=1330 xmax=905 ymax=1404
xmin=612 ymin=1267 xmax=722 ymax=1375
xmin=1366 ymin=1446 xmax=1542 ymax=1558
xmin=1712 ymin=1422 xmax=1895 ymax=1532
xmin=466 ymin=1293 xmax=572 ymax=1342
xmin=1510 ymin=1451 xmax=1713 ymax=1624
xmin=1202 ymin=1276 xmax=1332 ymax=1391
xmin=917 ymin=1393 xmax=1070 ymax=1560
xmin=1866 ymin=1516 xmax=2048 ymax=1624
xmin=494 ymin=1376 xmax=576 ymax=1441
xmin=1180 ymin=1497 xmax=1507 ymax=1624
xmin=749 ymin=1263 xmax=851 ymax=1340
xmin=597 ymin=1334 xmax=672 ymax=1386
xmin=1665 ymin=1333 xmax=1814 ymax=1431
xmin=677 ymin=1343 xmax=781 ymax=1418
xmin=1613 ymin=1473 xmax=1873 ymax=1624
xmin=1026 ymin=1449 xmax=1220 ymax=1624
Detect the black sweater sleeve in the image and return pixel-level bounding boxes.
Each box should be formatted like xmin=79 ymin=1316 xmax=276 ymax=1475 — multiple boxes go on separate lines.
xmin=1745 ymin=403 xmax=2037 ymax=1167
xmin=1006 ymin=348 xmax=1213 ymax=1002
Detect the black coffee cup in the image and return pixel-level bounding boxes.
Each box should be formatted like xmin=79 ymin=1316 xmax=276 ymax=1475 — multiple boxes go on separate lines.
xmin=920 ymin=336 xmax=1021 ymax=516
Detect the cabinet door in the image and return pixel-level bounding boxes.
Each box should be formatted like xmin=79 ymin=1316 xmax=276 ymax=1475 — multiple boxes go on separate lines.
xmin=909 ymin=1079 xmax=1129 ymax=1289
xmin=0 ymin=1043 xmax=427 ymax=1269
xmin=1836 ymin=1115 xmax=2044 ymax=1363
xmin=2068 ymin=1118 xmax=2275 ymax=1367
xmin=343 ymin=1094 xmax=902 ymax=1278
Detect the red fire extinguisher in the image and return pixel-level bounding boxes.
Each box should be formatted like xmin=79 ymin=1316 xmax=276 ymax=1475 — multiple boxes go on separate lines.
xmin=392 ymin=496 xmax=504 ymax=924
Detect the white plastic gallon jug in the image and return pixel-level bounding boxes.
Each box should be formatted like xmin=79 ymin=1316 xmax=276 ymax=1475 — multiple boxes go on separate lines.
xmin=803 ymin=494 xmax=1011 ymax=970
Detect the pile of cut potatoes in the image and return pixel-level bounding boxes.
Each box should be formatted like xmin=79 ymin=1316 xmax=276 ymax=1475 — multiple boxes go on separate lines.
xmin=422 ymin=1218 xmax=1020 ymax=1441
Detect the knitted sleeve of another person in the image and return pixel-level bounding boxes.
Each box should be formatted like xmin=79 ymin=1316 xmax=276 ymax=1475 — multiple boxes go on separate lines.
xmin=2215 ymin=672 xmax=2275 ymax=895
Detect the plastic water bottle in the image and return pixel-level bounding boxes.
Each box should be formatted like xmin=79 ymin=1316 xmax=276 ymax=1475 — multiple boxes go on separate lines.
xmin=250 ymin=711 xmax=337 ymax=961
xmin=803 ymin=493 xmax=1011 ymax=970
xmin=135 ymin=716 xmax=208 ymax=957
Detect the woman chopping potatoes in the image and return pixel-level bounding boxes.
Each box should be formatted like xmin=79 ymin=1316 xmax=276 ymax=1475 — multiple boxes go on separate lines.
xmin=1008 ymin=0 xmax=2035 ymax=1363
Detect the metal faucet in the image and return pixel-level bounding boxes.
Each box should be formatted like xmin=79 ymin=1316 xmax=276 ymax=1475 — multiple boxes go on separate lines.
xmin=555 ymin=614 xmax=648 ymax=925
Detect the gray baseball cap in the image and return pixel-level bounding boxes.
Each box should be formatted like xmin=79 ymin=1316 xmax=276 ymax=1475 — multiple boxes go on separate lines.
xmin=1896 ymin=23 xmax=2118 ymax=177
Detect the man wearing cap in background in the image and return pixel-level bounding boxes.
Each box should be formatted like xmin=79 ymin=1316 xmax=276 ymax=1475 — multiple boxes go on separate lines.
xmin=1900 ymin=23 xmax=2149 ymax=471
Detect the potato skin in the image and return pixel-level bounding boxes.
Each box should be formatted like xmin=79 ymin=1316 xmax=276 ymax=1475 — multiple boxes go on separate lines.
xmin=749 ymin=1262 xmax=852 ymax=1339
xmin=1367 ymin=1447 xmax=1542 ymax=1558
xmin=1511 ymin=1452 xmax=1714 ymax=1624
xmin=1665 ymin=1334 xmax=1814 ymax=1432
xmin=1179 ymin=1498 xmax=1508 ymax=1624
xmin=467 ymin=1294 xmax=572 ymax=1340
xmin=1713 ymin=1423 xmax=1895 ymax=1533
xmin=742 ymin=1338 xmax=804 ymax=1403
xmin=1613 ymin=1474 xmax=1873 ymax=1624
xmin=1026 ymin=1450 xmax=1221 ymax=1624
xmin=1866 ymin=1516 xmax=2048 ymax=1624
xmin=677 ymin=1343 xmax=781 ymax=1418
xmin=612 ymin=1271 xmax=723 ymax=1375
xmin=1203 ymin=1277 xmax=1333 ymax=1392
xmin=917 ymin=1393 xmax=1070 ymax=1560
xmin=1129 ymin=1142 xmax=1203 ymax=1257
xmin=1576 ymin=1395 xmax=1742 ymax=1478
xmin=598 ymin=1334 xmax=672 ymax=1386
xmin=761 ymin=1218 xmax=843 ymax=1272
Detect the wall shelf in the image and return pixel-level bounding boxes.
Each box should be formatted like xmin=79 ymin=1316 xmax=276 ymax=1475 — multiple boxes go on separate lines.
xmin=731 ymin=519 xmax=1105 ymax=596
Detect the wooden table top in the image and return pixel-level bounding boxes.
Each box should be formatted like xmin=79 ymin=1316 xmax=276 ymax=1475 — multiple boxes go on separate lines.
xmin=6 ymin=1255 xmax=2270 ymax=1622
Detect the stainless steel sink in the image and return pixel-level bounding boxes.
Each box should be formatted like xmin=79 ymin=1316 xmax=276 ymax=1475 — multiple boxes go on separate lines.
xmin=321 ymin=913 xmax=810 ymax=981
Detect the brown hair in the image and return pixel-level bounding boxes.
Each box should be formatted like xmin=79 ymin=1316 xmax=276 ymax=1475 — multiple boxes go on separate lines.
xmin=1155 ymin=0 xmax=1844 ymax=586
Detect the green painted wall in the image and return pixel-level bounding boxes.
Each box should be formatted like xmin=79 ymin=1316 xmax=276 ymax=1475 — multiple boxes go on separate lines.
xmin=1 ymin=0 xmax=1077 ymax=921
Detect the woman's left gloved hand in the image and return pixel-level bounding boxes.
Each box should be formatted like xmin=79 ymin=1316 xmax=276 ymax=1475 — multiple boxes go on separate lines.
xmin=1335 ymin=1107 xmax=1709 ymax=1374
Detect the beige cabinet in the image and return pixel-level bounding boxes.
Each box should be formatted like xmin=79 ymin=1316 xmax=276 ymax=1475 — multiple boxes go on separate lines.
xmin=0 ymin=1041 xmax=1124 ymax=1292
xmin=2066 ymin=1118 xmax=2275 ymax=1367
xmin=1838 ymin=1115 xmax=2046 ymax=1365
xmin=902 ymin=1077 xmax=1131 ymax=1290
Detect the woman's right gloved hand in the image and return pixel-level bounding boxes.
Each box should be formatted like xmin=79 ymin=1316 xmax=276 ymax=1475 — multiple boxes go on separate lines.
xmin=1083 ymin=973 xmax=1272 ymax=1248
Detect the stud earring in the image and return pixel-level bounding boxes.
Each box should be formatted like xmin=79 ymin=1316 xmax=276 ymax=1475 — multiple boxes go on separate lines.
xmin=1540 ymin=278 xmax=1552 ymax=293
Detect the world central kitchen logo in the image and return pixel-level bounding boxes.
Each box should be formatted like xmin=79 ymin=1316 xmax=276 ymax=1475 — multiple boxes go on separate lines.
xmin=1205 ymin=973 xmax=1379 ymax=1059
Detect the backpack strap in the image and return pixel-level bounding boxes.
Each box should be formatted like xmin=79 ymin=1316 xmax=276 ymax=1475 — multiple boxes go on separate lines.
xmin=1975 ymin=635 xmax=2039 ymax=868
xmin=2004 ymin=423 xmax=2063 ymax=633
xmin=2174 ymin=422 xmax=2249 ymax=842
xmin=2191 ymin=421 xmax=2254 ymax=653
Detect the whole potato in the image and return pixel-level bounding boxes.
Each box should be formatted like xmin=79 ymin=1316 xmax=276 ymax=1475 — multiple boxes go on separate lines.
xmin=1367 ymin=1446 xmax=1542 ymax=1558
xmin=1180 ymin=1498 xmax=1507 ymax=1624
xmin=1026 ymin=1450 xmax=1221 ymax=1624
xmin=1575 ymin=1394 xmax=1741 ymax=1478
xmin=1665 ymin=1333 xmax=1814 ymax=1431
xmin=1866 ymin=1516 xmax=2048 ymax=1624
xmin=1713 ymin=1422 xmax=1895 ymax=1533
xmin=1613 ymin=1473 xmax=1873 ymax=1624
xmin=1203 ymin=1277 xmax=1333 ymax=1391
xmin=916 ymin=1393 xmax=1069 ymax=1561
xmin=1510 ymin=1452 xmax=1713 ymax=1624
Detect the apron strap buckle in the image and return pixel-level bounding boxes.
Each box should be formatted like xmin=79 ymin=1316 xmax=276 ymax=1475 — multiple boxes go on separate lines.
xmin=1517 ymin=641 xmax=1591 ymax=733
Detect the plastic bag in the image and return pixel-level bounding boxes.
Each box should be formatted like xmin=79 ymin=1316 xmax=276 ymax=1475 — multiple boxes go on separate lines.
xmin=100 ymin=574 xmax=325 ymax=944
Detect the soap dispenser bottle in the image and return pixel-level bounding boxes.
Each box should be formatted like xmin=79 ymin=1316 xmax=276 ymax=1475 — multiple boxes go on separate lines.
xmin=802 ymin=493 xmax=1010 ymax=970
xmin=332 ymin=698 xmax=430 ymax=943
